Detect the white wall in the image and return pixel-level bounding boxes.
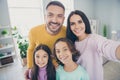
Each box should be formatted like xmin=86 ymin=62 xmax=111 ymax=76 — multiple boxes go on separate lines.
xmin=74 ymin=0 xmax=120 ymax=38
xmin=74 ymin=0 xmax=94 ymax=19
xmin=0 ymin=0 xmax=10 ymax=26
xmin=95 ymin=0 xmax=120 ymax=38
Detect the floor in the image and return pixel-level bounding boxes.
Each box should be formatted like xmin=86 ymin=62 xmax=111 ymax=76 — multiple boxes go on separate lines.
xmin=0 ymin=57 xmax=120 ymax=80
xmin=0 ymin=56 xmax=26 ymax=80
xmin=104 ymin=61 xmax=120 ymax=80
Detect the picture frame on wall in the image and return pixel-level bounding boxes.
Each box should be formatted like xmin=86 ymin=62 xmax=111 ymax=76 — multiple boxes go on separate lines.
xmin=89 ymin=19 xmax=99 ymax=34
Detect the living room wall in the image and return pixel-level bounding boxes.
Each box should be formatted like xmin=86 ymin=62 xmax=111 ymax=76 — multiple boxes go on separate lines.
xmin=74 ymin=0 xmax=120 ymax=38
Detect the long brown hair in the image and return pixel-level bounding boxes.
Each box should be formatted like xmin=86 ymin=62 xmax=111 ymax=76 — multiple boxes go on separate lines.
xmin=53 ymin=38 xmax=80 ymax=66
xmin=31 ymin=44 xmax=56 ymax=80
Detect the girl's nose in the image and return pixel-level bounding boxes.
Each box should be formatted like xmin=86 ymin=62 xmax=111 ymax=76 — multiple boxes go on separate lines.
xmin=39 ymin=58 xmax=43 ymax=61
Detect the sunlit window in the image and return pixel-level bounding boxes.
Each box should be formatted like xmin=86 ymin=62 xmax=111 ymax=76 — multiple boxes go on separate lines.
xmin=7 ymin=0 xmax=44 ymax=37
xmin=7 ymin=0 xmax=74 ymax=37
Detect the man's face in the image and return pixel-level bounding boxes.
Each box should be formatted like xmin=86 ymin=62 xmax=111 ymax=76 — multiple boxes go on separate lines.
xmin=45 ymin=5 xmax=65 ymax=34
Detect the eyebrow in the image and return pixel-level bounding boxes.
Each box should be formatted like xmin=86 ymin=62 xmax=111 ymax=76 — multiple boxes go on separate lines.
xmin=56 ymin=46 xmax=68 ymax=50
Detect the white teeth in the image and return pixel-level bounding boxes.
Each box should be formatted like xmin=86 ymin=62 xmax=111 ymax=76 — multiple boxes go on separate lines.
xmin=74 ymin=29 xmax=81 ymax=33
xmin=60 ymin=56 xmax=67 ymax=61
xmin=51 ymin=23 xmax=58 ymax=26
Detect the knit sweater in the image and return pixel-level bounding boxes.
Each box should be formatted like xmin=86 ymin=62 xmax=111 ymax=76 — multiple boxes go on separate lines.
xmin=27 ymin=24 xmax=66 ymax=68
xmin=76 ymin=34 xmax=120 ymax=80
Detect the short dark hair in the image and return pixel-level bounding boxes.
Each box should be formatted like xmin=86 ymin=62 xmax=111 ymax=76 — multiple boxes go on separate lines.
xmin=46 ymin=1 xmax=65 ymax=11
xmin=66 ymin=10 xmax=92 ymax=43
xmin=53 ymin=38 xmax=80 ymax=66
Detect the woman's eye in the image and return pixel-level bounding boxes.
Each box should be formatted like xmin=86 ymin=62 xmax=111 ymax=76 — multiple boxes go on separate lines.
xmin=70 ymin=23 xmax=74 ymax=26
xmin=78 ymin=20 xmax=82 ymax=23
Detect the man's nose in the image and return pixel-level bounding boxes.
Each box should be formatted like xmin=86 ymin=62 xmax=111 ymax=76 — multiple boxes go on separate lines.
xmin=52 ymin=16 xmax=57 ymax=22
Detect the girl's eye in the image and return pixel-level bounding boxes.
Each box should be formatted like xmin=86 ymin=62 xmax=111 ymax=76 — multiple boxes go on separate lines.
xmin=63 ymin=48 xmax=68 ymax=51
xmin=56 ymin=50 xmax=60 ymax=54
xmin=43 ymin=55 xmax=47 ymax=58
xmin=36 ymin=55 xmax=39 ymax=58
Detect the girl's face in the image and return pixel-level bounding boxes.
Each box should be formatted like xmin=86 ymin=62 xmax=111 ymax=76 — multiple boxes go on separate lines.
xmin=55 ymin=41 xmax=73 ymax=65
xmin=70 ymin=14 xmax=87 ymax=40
xmin=35 ymin=49 xmax=48 ymax=68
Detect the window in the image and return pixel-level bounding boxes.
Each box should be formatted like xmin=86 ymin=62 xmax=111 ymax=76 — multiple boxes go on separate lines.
xmin=7 ymin=0 xmax=74 ymax=37
xmin=7 ymin=0 xmax=44 ymax=36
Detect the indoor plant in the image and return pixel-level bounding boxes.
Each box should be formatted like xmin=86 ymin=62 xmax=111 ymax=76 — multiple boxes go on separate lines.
xmin=1 ymin=30 xmax=8 ymax=37
xmin=103 ymin=24 xmax=107 ymax=37
xmin=12 ymin=26 xmax=28 ymax=66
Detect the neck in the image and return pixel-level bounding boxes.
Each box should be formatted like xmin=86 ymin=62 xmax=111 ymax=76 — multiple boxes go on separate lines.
xmin=64 ymin=61 xmax=78 ymax=72
xmin=78 ymin=33 xmax=89 ymax=41
xmin=40 ymin=65 xmax=47 ymax=71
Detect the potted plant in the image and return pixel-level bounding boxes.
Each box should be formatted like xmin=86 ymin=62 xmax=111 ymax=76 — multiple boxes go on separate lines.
xmin=12 ymin=26 xmax=28 ymax=66
xmin=1 ymin=30 xmax=8 ymax=37
xmin=18 ymin=39 xmax=28 ymax=59
xmin=18 ymin=39 xmax=28 ymax=66
xmin=103 ymin=24 xmax=107 ymax=37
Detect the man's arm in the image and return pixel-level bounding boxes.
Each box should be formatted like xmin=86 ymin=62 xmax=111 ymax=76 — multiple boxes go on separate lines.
xmin=27 ymin=30 xmax=35 ymax=68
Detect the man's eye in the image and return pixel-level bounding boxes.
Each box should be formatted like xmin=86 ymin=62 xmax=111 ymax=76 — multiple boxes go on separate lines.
xmin=58 ymin=15 xmax=63 ymax=18
xmin=48 ymin=14 xmax=53 ymax=17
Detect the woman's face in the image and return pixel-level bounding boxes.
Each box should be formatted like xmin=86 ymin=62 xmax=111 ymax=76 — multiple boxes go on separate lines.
xmin=70 ymin=14 xmax=86 ymax=40
xmin=35 ymin=49 xmax=48 ymax=68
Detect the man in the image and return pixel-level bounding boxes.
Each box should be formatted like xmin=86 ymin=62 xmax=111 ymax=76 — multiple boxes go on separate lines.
xmin=27 ymin=1 xmax=66 ymax=69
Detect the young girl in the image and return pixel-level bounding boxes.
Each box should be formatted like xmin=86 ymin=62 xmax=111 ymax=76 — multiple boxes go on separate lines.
xmin=66 ymin=10 xmax=120 ymax=80
xmin=27 ymin=44 xmax=56 ymax=80
xmin=53 ymin=38 xmax=89 ymax=80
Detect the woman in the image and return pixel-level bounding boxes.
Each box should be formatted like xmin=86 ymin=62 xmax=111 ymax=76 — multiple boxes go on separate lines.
xmin=66 ymin=10 xmax=120 ymax=80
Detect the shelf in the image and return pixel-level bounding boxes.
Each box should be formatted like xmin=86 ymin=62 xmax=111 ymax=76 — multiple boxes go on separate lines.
xmin=0 ymin=45 xmax=14 ymax=51
xmin=0 ymin=26 xmax=10 ymax=29
xmin=0 ymin=56 xmax=14 ymax=67
xmin=0 ymin=36 xmax=13 ymax=40
xmin=0 ymin=52 xmax=15 ymax=59
xmin=0 ymin=25 xmax=15 ymax=67
xmin=0 ymin=62 xmax=14 ymax=67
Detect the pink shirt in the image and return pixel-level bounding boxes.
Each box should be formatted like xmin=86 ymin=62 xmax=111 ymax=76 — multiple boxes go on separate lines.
xmin=75 ymin=34 xmax=120 ymax=80
xmin=28 ymin=66 xmax=47 ymax=80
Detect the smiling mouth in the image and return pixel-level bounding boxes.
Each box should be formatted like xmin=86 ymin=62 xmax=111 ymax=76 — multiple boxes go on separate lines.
xmin=74 ymin=29 xmax=82 ymax=33
xmin=50 ymin=22 xmax=59 ymax=26
xmin=60 ymin=56 xmax=68 ymax=61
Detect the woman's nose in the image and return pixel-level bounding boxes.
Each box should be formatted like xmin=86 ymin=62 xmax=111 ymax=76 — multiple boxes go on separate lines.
xmin=75 ymin=24 xmax=79 ymax=29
